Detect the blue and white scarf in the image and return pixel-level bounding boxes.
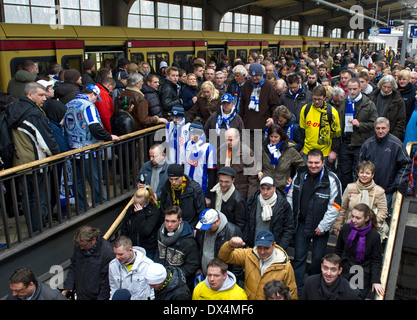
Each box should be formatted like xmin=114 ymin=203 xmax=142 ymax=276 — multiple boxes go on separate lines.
xmin=216 ymin=106 xmax=236 ymax=135
xmin=267 ymin=142 xmax=282 ymax=166
xmin=248 ymin=78 xmax=265 ymax=112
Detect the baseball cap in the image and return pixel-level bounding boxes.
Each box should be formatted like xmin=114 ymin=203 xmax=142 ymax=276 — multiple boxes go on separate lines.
xmin=36 ymin=79 xmax=55 ymax=89
xmin=260 ymin=176 xmax=275 ymax=187
xmin=196 ymin=209 xmax=219 ymax=230
xmin=255 ymin=230 xmax=274 ymax=247
xmin=160 ymin=61 xmax=168 ymax=69
xmin=85 ymin=84 xmax=101 ymax=101
xmin=221 ymin=93 xmax=233 ymax=103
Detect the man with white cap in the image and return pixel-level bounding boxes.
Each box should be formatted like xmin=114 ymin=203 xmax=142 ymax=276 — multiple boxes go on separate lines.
xmin=218 ymin=230 xmax=298 ymax=300
xmin=165 ymin=105 xmax=190 ymax=164
xmin=144 ymin=263 xmax=190 ymax=300
xmin=64 ymin=84 xmax=120 ymax=211
xmin=192 ymin=258 xmax=247 ymax=300
xmin=245 ymin=176 xmax=294 ymax=250
xmin=195 ymin=208 xmax=243 ymax=278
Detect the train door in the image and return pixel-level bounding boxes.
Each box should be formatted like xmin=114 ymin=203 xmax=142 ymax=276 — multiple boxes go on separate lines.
xmin=207 ymin=46 xmax=225 ymax=64
xmin=84 ymin=46 xmax=126 ymax=76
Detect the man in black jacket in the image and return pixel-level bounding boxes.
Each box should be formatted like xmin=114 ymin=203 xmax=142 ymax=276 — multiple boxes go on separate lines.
xmin=301 ymin=253 xmax=360 ymax=300
xmin=63 ymin=225 xmax=114 ymax=300
xmin=246 ymin=176 xmax=294 ymax=250
xmin=160 ymin=66 xmax=182 ymax=119
xmin=159 ymin=163 xmax=206 ymax=228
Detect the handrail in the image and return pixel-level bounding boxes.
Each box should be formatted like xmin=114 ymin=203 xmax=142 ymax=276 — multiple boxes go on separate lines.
xmin=375 ymin=141 xmax=416 ymax=300
xmin=0 ymin=124 xmax=166 ymax=178
xmin=103 ymin=196 xmax=134 ymax=240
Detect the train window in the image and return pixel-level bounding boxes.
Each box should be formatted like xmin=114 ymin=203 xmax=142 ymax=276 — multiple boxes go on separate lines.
xmin=61 ymin=55 xmax=83 ymax=71
xmin=173 ymin=51 xmax=194 ymax=72
xmin=207 ymin=48 xmax=224 ymax=65
xmin=85 ymin=51 xmax=124 ymax=72
xmin=130 ymin=53 xmax=145 ymax=65
xmin=10 ymin=56 xmax=56 ymax=77
xmin=147 ymin=52 xmax=169 ymax=75
xmin=228 ymin=50 xmax=235 ymax=64
xmin=236 ymin=49 xmax=247 ymax=63
xmin=197 ymin=51 xmax=206 ymax=62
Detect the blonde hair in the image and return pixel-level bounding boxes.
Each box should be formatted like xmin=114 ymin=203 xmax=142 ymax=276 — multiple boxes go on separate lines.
xmin=198 ymin=80 xmax=219 ymax=101
xmin=134 ymin=185 xmax=157 ymax=206
xmin=398 ymin=69 xmax=411 ymax=82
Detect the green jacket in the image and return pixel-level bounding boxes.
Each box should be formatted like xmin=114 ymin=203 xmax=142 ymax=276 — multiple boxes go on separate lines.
xmin=7 ymin=70 xmax=37 ymax=102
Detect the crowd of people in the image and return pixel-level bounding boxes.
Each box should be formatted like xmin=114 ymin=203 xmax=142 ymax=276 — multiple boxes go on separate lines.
xmin=2 ymin=44 xmax=416 ymax=301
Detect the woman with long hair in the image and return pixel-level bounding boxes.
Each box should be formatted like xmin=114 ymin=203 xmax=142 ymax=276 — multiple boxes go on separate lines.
xmin=334 ymin=203 xmax=385 ymax=299
xmin=120 ymin=186 xmax=161 ymax=259
xmin=187 ymin=80 xmax=221 ymax=125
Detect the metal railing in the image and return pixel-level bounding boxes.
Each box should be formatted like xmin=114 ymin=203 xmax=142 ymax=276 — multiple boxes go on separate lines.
xmin=375 ymin=141 xmax=416 ymax=300
xmin=0 ymin=124 xmax=165 ymax=251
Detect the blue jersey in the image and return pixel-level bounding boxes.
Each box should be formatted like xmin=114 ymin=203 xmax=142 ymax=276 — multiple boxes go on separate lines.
xmin=165 ymin=120 xmax=190 ymax=164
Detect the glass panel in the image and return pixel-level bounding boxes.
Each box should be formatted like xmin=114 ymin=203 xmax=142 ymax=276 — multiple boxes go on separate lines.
xmin=141 ymin=15 xmax=154 ymax=28
xmin=4 ymin=0 xmax=29 ymax=4
xmin=183 ymin=19 xmax=192 ymax=30
xmin=169 ymin=17 xmax=180 ymax=30
xmin=81 ymin=0 xmax=99 ymax=11
xmin=31 ymin=0 xmax=54 ymax=6
xmin=128 ymin=14 xmax=140 ymax=28
xmin=183 ymin=6 xmax=192 ymax=19
xmin=169 ymin=4 xmax=180 ymax=18
xmin=158 ymin=2 xmax=168 ymax=16
xmin=129 ymin=1 xmax=139 ymax=14
xmin=60 ymin=8 xmax=81 ymax=25
xmin=31 ymin=6 xmax=56 ymax=24
xmin=158 ymin=17 xmax=168 ymax=29
xmin=60 ymin=0 xmax=80 ymax=9
xmin=193 ymin=20 xmax=202 ymax=31
xmin=222 ymin=12 xmax=232 ymax=23
xmin=4 ymin=5 xmax=30 ymax=23
xmin=141 ymin=0 xmax=154 ymax=15
xmin=193 ymin=7 xmax=202 ymax=19
xmin=81 ymin=10 xmax=100 ymax=26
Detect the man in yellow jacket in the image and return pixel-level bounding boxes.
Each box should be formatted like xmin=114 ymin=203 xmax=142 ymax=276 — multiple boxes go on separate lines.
xmin=192 ymin=258 xmax=247 ymax=300
xmin=218 ymin=230 xmax=298 ymax=300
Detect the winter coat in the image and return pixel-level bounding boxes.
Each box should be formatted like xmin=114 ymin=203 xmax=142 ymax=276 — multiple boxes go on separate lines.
xmin=261 ymin=141 xmax=304 ymax=193
xmin=154 ymin=220 xmax=200 ymax=283
xmin=218 ymin=242 xmax=298 ymax=300
xmin=7 ymin=69 xmax=37 ymax=102
xmin=8 ymin=280 xmax=67 ymax=300
xmin=154 ymin=266 xmax=190 ymax=300
xmin=335 ymin=223 xmax=383 ymax=290
xmin=246 ymin=189 xmax=295 ymax=250
xmin=280 ymin=113 xmax=304 ymax=151
xmin=159 ymin=175 xmax=206 ymax=228
xmin=137 ymin=159 xmax=170 ymax=200
xmin=279 ymin=87 xmax=312 ymax=122
xmin=370 ymin=89 xmax=406 ymax=141
xmin=54 ymin=81 xmax=83 ymax=105
xmin=159 ymin=79 xmax=182 ymax=117
xmin=7 ymin=97 xmax=60 ymax=166
xmin=94 ymin=83 xmax=114 ymax=134
xmin=121 ymin=202 xmax=161 ymax=256
xmin=359 ymin=133 xmax=412 ymax=195
xmin=64 ymin=237 xmax=114 ymax=300
xmin=110 ymin=110 xmax=135 ymax=136
xmin=338 ymin=94 xmax=378 ymax=147
xmin=204 ymin=109 xmax=245 ymax=141
xmin=188 ymin=95 xmax=222 ymax=125
xmin=333 ymin=182 xmax=387 ymax=231
xmin=217 ymin=142 xmax=258 ymax=199
xmin=120 ymin=86 xmax=159 ymax=130
xmin=301 ymin=273 xmax=360 ymax=300
xmin=192 ymin=270 xmax=247 ymax=300
xmin=181 ymin=84 xmax=198 ymax=111
xmin=287 ymin=166 xmax=342 ymax=237
xmin=239 ymin=80 xmax=280 ymax=130
xmin=108 ymin=246 xmax=155 ymax=300
xmin=398 ymin=82 xmax=416 ymax=124
xmin=142 ymin=84 xmax=163 ymax=117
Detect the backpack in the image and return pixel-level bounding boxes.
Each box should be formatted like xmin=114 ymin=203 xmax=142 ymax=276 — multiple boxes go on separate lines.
xmin=0 ymin=106 xmax=15 ymax=169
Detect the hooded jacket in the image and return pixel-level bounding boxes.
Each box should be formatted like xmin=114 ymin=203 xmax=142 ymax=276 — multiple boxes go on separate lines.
xmin=108 ymin=246 xmax=155 ymax=300
xmin=7 ymin=69 xmax=37 ymax=102
xmin=154 ymin=266 xmax=190 ymax=300
xmin=54 ymin=81 xmax=83 ymax=105
xmin=218 ymin=242 xmax=298 ymax=300
xmin=7 ymin=97 xmax=60 ymax=166
xmin=142 ymin=84 xmax=163 ymax=117
xmin=192 ymin=270 xmax=247 ymax=300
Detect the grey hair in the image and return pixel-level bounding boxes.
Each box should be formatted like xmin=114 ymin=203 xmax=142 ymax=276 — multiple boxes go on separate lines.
xmin=377 ymin=75 xmax=397 ymax=90
xmin=375 ymin=117 xmax=390 ymax=127
xmin=25 ymin=82 xmax=45 ymax=95
xmin=232 ymin=64 xmax=248 ymax=77
xmin=331 ymin=86 xmax=345 ymax=98
xmin=126 ymin=72 xmax=143 ymax=87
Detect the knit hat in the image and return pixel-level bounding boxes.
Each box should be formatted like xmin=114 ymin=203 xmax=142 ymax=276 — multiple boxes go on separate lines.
xmin=168 ymin=163 xmax=184 ymax=177
xmin=64 ymin=69 xmax=81 ymax=83
xmin=112 ymin=289 xmax=131 ymax=300
xmin=144 ymin=263 xmax=167 ymax=285
xmin=189 ymin=121 xmax=204 ymax=133
xmin=172 ymin=106 xmax=184 ymax=117
xmin=249 ymin=63 xmax=264 ymax=76
xmin=83 ymin=59 xmax=95 ymax=70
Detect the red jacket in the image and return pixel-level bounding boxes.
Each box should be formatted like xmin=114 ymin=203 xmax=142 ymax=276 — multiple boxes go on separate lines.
xmin=95 ymin=83 xmax=114 ymax=134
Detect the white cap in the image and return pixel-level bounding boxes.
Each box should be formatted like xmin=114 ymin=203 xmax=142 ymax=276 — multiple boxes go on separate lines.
xmin=144 ymin=263 xmax=167 ymax=285
xmin=37 ymin=80 xmax=55 ymax=89
xmin=260 ymin=176 xmax=275 ymax=187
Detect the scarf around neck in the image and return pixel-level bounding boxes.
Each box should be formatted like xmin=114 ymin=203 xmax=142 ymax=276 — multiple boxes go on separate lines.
xmin=216 ymin=107 xmax=236 ymax=135
xmin=248 ymin=78 xmax=265 ymax=112
xmin=267 ymin=142 xmax=282 ymax=166
xmin=314 ymin=101 xmax=341 ymax=146
xmin=355 ymin=179 xmax=376 ymax=207
xmin=259 ymin=191 xmax=277 ymax=221
xmin=170 ymin=176 xmax=187 ymax=206
xmin=346 ymin=220 xmax=372 ymax=262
